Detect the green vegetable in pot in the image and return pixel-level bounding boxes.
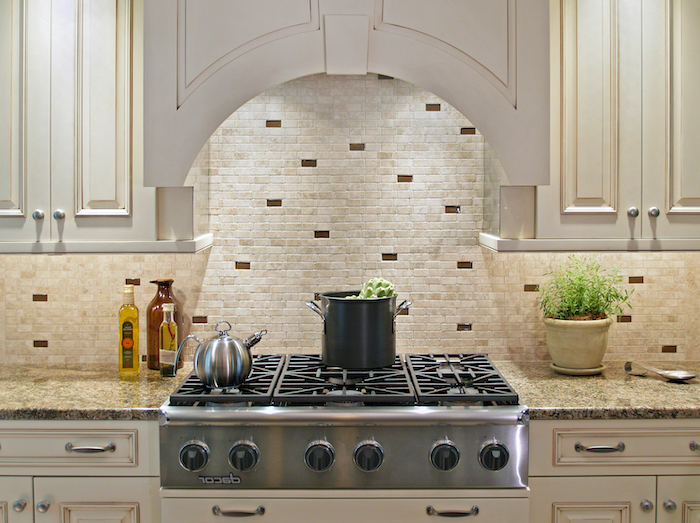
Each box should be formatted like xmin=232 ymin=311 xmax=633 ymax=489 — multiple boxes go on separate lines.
xmin=353 ymin=278 xmax=396 ymax=299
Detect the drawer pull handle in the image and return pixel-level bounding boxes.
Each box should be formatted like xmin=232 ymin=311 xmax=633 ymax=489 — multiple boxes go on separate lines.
xmin=664 ymin=499 xmax=677 ymax=512
xmin=212 ymin=505 xmax=265 ymax=517
xmin=640 ymin=500 xmax=654 ymax=512
xmin=426 ymin=505 xmax=479 ymax=517
xmin=575 ymin=442 xmax=625 ymax=453
xmin=690 ymin=441 xmax=699 ymax=451
xmin=65 ymin=442 xmax=116 ymax=453
xmin=13 ymin=499 xmax=27 ymax=512
xmin=36 ymin=501 xmax=50 ymax=513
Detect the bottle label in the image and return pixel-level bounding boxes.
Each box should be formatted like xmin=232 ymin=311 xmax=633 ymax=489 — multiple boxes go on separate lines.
xmin=160 ymin=349 xmax=176 ymax=366
xmin=121 ymin=321 xmax=135 ymax=368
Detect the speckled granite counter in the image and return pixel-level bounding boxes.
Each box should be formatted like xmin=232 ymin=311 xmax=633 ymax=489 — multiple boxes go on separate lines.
xmin=497 ymin=360 xmax=700 ymax=420
xmin=0 ymin=364 xmax=192 ymax=421
xmin=0 ymin=360 xmax=699 ymax=421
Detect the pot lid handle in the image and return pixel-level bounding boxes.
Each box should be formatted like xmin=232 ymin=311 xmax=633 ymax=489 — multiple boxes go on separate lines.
xmin=215 ymin=320 xmax=232 ymax=336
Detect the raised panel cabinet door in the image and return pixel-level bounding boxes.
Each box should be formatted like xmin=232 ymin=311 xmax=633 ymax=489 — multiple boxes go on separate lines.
xmin=33 ymin=476 xmax=160 ymax=522
xmin=0 ymin=0 xmax=52 ymax=242
xmin=529 ymin=476 xmax=656 ymax=523
xmin=0 ymin=476 xmax=33 ymax=523
xmin=642 ymin=0 xmax=700 ymax=239
xmin=537 ymin=0 xmax=643 ymax=240
xmin=657 ymin=475 xmax=700 ymax=523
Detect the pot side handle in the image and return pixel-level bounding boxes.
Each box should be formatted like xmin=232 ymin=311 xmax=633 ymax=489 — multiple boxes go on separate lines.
xmin=394 ymin=300 xmax=412 ymax=319
xmin=305 ymin=301 xmax=325 ymax=323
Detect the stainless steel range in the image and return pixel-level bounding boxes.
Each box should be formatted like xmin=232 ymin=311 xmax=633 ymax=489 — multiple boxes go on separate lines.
xmin=160 ymin=353 xmax=527 ymax=488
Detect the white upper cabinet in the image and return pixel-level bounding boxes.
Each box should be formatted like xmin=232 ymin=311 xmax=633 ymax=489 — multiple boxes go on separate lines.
xmin=143 ymin=0 xmax=550 ymax=189
xmin=0 ymin=0 xmax=210 ymax=253
xmin=537 ymin=0 xmax=700 ymax=246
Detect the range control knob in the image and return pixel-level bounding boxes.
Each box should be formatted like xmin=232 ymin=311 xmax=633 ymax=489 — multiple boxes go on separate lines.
xmin=229 ymin=441 xmax=260 ymax=472
xmin=179 ymin=441 xmax=210 ymax=472
xmin=430 ymin=440 xmax=460 ymax=471
xmin=479 ymin=441 xmax=509 ymax=471
xmin=304 ymin=440 xmax=335 ymax=472
xmin=354 ymin=440 xmax=384 ymax=472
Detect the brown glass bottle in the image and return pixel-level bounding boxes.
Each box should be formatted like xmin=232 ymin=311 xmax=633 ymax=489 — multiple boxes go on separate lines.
xmin=146 ymin=279 xmax=186 ymax=369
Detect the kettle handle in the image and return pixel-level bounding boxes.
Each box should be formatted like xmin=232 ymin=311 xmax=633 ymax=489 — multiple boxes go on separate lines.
xmin=174 ymin=334 xmax=201 ymax=374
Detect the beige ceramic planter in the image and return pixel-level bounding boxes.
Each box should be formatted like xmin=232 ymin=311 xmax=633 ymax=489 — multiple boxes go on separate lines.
xmin=544 ymin=317 xmax=613 ymax=375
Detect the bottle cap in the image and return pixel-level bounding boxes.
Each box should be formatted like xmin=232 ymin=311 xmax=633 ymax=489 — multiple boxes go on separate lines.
xmin=123 ymin=284 xmax=134 ymax=293
xmin=163 ymin=303 xmax=175 ymax=312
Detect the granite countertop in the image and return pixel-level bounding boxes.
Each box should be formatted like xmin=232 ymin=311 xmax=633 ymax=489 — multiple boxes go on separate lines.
xmin=498 ymin=360 xmax=700 ymax=420
xmin=1 ymin=360 xmax=699 ymax=421
xmin=0 ymin=364 xmax=193 ymax=421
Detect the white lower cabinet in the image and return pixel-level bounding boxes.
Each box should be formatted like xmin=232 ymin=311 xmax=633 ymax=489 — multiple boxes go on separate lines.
xmin=529 ymin=419 xmax=700 ymax=523
xmin=0 ymin=420 xmax=160 ymax=522
xmin=161 ymin=494 xmax=529 ymax=523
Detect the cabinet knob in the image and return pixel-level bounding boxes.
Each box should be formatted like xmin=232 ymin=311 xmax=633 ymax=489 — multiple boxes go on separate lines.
xmin=640 ymin=500 xmax=654 ymax=512
xmin=32 ymin=209 xmax=45 ymax=220
xmin=648 ymin=206 xmax=660 ymax=217
xmin=53 ymin=209 xmax=66 ymax=220
xmin=664 ymin=499 xmax=677 ymax=512
xmin=12 ymin=499 xmax=27 ymax=512
xmin=627 ymin=207 xmax=639 ymax=217
xmin=36 ymin=500 xmax=51 ymax=513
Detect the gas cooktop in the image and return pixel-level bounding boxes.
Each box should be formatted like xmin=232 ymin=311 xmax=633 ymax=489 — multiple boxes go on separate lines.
xmin=166 ymin=353 xmax=519 ymax=407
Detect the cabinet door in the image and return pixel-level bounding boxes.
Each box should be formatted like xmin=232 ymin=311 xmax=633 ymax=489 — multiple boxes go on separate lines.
xmin=642 ymin=0 xmax=700 ymax=239
xmin=529 ymin=476 xmax=656 ymax=522
xmin=538 ymin=0 xmax=643 ymax=240
xmin=49 ymin=0 xmax=156 ymax=243
xmin=657 ymin=476 xmax=700 ymax=523
xmin=0 ymin=477 xmax=33 ymax=523
xmin=33 ymin=476 xmax=160 ymax=522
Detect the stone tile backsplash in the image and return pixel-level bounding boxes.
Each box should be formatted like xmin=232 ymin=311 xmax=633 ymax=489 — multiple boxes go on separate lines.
xmin=2 ymin=75 xmax=699 ymax=364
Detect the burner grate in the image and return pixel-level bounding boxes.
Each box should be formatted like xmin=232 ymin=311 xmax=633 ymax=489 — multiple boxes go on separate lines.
xmin=168 ymin=354 xmax=285 ymax=406
xmin=407 ymin=353 xmax=519 ymax=405
xmin=272 ymin=354 xmax=416 ymax=405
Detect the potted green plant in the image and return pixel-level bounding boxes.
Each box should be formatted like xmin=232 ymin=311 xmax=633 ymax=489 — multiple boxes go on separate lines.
xmin=538 ymin=255 xmax=632 ymax=375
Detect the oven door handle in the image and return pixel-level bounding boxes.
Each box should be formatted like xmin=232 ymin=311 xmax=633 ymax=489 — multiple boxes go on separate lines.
xmin=212 ymin=505 xmax=265 ymax=517
xmin=427 ymin=505 xmax=479 ymax=517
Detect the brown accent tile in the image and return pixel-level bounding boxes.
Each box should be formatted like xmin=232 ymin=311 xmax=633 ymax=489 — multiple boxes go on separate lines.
xmin=426 ymin=103 xmax=441 ymax=111
xmin=445 ymin=205 xmax=461 ymax=214
xmin=661 ymin=345 xmax=677 ymax=353
xmin=524 ymin=284 xmax=539 ymax=292
xmin=457 ymin=323 xmax=472 ymax=331
xmin=235 ymin=262 xmax=251 ymax=270
xmin=192 ymin=316 xmax=208 ymax=324
xmin=266 ymin=199 xmax=282 ymax=207
xmin=382 ymin=253 xmax=398 ymax=261
xmin=301 ymin=159 xmax=317 ymax=167
xmin=33 ymin=340 xmax=49 ymax=348
xmin=377 ymin=74 xmax=393 ymax=80
xmin=266 ymin=120 xmax=282 ymax=127
xmin=457 ymin=261 xmax=473 ymax=269
xmin=314 ymin=230 xmax=330 ymax=238
xmin=461 ymin=127 xmax=476 ymax=134
xmin=349 ymin=143 xmax=365 ymax=151
xmin=32 ymin=294 xmax=48 ymax=302
xmin=397 ymin=175 xmax=413 ymax=183
xmin=314 ymin=293 xmax=321 ymax=301
xmin=629 ymin=276 xmax=644 ymax=284
xmin=125 ymin=278 xmax=140 ymax=286
xmin=396 ymin=307 xmax=409 ymax=316
xmin=618 ymin=315 xmax=632 ymax=323
xmin=141 ymin=355 xmax=147 ymax=362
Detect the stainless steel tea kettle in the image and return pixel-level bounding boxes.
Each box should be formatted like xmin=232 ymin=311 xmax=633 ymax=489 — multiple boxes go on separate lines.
xmin=174 ymin=320 xmax=267 ymax=388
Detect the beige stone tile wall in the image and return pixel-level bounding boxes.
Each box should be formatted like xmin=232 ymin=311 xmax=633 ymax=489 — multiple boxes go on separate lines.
xmin=1 ymin=75 xmax=698 ymax=365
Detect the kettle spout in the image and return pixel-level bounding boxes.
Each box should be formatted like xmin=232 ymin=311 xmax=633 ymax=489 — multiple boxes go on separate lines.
xmin=173 ymin=334 xmax=200 ymax=375
xmin=244 ymin=329 xmax=268 ymax=349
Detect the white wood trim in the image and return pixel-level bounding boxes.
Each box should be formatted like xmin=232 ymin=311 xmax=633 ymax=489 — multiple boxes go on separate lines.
xmin=479 ymin=232 xmax=700 ymax=252
xmin=0 ymin=233 xmax=213 ymax=254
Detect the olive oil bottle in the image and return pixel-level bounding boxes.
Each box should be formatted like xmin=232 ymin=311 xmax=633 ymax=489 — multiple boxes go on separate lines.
xmin=118 ymin=284 xmax=140 ymax=377
xmin=159 ymin=303 xmax=178 ymax=377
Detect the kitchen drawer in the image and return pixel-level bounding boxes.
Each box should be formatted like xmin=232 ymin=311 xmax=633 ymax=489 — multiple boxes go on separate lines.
xmin=0 ymin=428 xmax=137 ymax=468
xmin=530 ymin=419 xmax=700 ymax=476
xmin=162 ymin=496 xmax=529 ymax=523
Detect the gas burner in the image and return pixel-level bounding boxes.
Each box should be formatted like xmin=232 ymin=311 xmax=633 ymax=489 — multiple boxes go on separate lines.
xmin=168 ymin=354 xmax=284 ymax=406
xmin=272 ymin=354 xmax=416 ymax=405
xmin=407 ymin=353 xmax=519 ymax=405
